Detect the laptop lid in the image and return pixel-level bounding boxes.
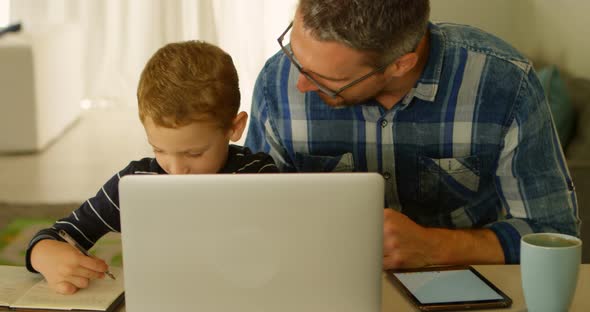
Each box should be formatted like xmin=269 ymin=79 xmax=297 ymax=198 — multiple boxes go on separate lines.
xmin=119 ymin=173 xmax=384 ymax=312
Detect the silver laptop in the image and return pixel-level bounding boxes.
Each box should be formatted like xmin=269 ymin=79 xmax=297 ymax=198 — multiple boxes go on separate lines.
xmin=119 ymin=173 xmax=384 ymax=312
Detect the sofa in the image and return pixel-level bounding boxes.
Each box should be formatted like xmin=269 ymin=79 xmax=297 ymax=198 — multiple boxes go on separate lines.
xmin=562 ymin=76 xmax=590 ymax=263
xmin=0 ymin=23 xmax=82 ymax=153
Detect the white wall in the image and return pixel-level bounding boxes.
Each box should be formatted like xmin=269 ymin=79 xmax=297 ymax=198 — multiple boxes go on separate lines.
xmin=212 ymin=0 xmax=298 ymax=145
xmin=212 ymin=0 xmax=298 ymax=100
xmin=519 ymin=0 xmax=590 ymax=79
xmin=431 ymin=0 xmax=590 ymax=79
xmin=0 ymin=0 xmax=9 ymax=27
xmin=430 ymin=0 xmax=522 ymax=48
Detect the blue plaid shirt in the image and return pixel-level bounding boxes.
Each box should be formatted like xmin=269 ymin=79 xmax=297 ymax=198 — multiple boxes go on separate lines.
xmin=245 ymin=22 xmax=580 ymax=263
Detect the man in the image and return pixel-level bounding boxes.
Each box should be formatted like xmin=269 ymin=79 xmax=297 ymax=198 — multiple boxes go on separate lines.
xmin=245 ymin=0 xmax=579 ymax=268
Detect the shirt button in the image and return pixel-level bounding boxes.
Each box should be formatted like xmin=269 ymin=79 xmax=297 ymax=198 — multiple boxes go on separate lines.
xmin=383 ymin=172 xmax=391 ymax=180
xmin=380 ymin=119 xmax=388 ymax=128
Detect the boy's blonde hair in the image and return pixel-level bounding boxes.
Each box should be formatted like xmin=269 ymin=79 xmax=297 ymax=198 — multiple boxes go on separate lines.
xmin=137 ymin=41 xmax=240 ymax=129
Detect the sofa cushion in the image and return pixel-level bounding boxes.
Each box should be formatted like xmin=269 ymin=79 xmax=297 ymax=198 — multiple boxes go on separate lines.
xmin=537 ymin=65 xmax=575 ymax=148
xmin=564 ymin=77 xmax=590 ymax=162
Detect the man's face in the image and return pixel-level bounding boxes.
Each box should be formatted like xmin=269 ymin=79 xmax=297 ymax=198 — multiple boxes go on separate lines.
xmin=143 ymin=117 xmax=230 ymax=174
xmin=288 ymin=14 xmax=391 ymax=107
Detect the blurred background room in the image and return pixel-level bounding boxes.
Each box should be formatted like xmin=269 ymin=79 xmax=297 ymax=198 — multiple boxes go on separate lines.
xmin=0 ymin=0 xmax=589 ymax=265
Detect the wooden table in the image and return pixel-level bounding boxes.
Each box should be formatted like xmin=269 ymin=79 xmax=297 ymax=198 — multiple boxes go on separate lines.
xmin=5 ymin=265 xmax=586 ymax=311
xmin=117 ymin=264 xmax=589 ymax=311
xmin=381 ymin=264 xmax=590 ymax=311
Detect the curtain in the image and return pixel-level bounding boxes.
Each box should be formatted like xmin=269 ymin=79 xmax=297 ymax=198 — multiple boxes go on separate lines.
xmin=9 ymin=0 xmax=298 ymax=115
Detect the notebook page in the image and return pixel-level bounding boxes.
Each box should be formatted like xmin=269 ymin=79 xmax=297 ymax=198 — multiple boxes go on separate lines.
xmin=0 ymin=266 xmax=43 ymax=306
xmin=10 ymin=267 xmax=124 ymax=311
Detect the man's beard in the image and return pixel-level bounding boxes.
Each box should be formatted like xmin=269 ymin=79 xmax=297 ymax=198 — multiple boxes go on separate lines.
xmin=317 ymin=92 xmax=357 ymax=108
xmin=317 ymin=90 xmax=380 ymax=108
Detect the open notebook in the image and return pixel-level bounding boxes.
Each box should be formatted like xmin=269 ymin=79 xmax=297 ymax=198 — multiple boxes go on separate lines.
xmin=0 ymin=266 xmax=124 ymax=312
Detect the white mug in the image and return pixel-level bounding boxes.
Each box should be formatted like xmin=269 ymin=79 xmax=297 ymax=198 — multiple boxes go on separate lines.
xmin=521 ymin=233 xmax=582 ymax=312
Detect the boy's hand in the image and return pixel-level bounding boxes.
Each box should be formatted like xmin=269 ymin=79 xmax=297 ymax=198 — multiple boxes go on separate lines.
xmin=30 ymin=239 xmax=108 ymax=295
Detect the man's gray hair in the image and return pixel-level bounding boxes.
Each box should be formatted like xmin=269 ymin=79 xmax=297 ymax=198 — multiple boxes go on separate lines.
xmin=298 ymin=0 xmax=430 ymax=67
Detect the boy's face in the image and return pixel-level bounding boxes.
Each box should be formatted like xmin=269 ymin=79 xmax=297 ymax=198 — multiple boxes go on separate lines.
xmin=143 ymin=117 xmax=232 ymax=174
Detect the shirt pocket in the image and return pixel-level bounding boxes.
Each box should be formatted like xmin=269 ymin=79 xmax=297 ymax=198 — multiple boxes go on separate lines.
xmin=418 ymin=155 xmax=481 ymax=211
xmin=293 ymin=152 xmax=354 ymax=172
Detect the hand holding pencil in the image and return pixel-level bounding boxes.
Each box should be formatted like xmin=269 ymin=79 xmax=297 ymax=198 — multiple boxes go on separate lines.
xmin=58 ymin=230 xmax=116 ymax=280
xmin=30 ymin=232 xmax=114 ymax=295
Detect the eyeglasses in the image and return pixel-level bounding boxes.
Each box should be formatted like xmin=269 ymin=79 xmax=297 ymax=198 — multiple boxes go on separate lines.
xmin=278 ymin=22 xmax=390 ymax=98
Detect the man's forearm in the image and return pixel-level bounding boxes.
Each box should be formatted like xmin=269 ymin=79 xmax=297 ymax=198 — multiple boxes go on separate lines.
xmin=426 ymin=227 xmax=505 ymax=265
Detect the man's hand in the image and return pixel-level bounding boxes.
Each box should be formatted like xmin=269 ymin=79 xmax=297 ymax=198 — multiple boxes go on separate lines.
xmin=382 ymin=208 xmax=505 ymax=269
xmin=31 ymin=239 xmax=109 ymax=295
xmin=383 ymin=208 xmax=435 ymax=268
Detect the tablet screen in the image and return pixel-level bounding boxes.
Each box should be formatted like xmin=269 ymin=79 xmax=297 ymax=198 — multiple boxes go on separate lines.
xmin=392 ymin=269 xmax=504 ymax=304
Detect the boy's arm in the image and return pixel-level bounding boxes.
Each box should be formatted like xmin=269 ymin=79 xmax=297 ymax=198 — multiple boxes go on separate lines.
xmin=26 ymin=177 xmax=120 ymax=273
xmin=26 ymin=160 xmax=151 ymax=273
xmin=25 ymin=159 xmax=158 ymax=294
xmin=29 ymin=239 xmax=108 ymax=294
xmin=24 ymin=172 xmax=122 ymax=294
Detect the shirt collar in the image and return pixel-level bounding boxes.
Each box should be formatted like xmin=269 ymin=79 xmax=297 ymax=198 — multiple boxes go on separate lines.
xmin=402 ymin=22 xmax=444 ymax=105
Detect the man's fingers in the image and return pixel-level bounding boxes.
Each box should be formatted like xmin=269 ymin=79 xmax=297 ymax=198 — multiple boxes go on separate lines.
xmin=383 ymin=208 xmax=394 ymax=219
xmin=383 ymin=236 xmax=398 ymax=253
xmin=383 ymin=254 xmax=407 ymax=270
xmin=54 ymin=281 xmax=79 ymax=295
xmin=383 ymin=255 xmax=397 ymax=270
xmin=383 ymin=209 xmax=399 ymax=233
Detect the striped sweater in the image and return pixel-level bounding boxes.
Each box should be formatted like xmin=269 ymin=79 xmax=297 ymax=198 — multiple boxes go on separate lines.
xmin=26 ymin=145 xmax=278 ymax=272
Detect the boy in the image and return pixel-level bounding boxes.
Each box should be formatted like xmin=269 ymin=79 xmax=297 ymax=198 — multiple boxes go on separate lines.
xmin=26 ymin=41 xmax=278 ymax=294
